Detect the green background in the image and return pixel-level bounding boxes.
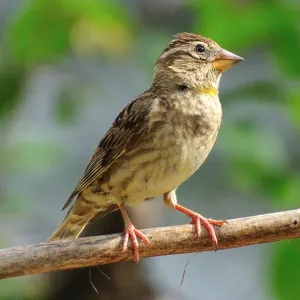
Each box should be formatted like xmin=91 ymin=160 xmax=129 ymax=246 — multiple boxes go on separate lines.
xmin=0 ymin=0 xmax=299 ymax=299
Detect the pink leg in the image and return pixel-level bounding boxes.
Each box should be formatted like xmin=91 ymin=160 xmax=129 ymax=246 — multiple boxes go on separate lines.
xmin=119 ymin=204 xmax=150 ymax=262
xmin=174 ymin=204 xmax=227 ymax=250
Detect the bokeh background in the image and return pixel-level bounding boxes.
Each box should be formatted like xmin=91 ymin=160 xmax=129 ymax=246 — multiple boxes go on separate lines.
xmin=0 ymin=0 xmax=300 ymax=299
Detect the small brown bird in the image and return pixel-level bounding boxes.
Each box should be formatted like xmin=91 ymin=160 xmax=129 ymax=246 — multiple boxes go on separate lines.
xmin=48 ymin=32 xmax=243 ymax=261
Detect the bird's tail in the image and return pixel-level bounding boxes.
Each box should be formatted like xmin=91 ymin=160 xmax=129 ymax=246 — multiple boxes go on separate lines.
xmin=47 ymin=195 xmax=118 ymax=241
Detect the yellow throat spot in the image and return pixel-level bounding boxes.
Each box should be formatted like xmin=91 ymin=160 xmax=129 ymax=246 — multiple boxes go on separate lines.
xmin=196 ymin=86 xmax=218 ymax=96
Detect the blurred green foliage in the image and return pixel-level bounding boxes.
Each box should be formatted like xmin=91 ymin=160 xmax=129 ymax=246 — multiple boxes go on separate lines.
xmin=0 ymin=0 xmax=133 ymax=122
xmin=272 ymin=239 xmax=300 ymax=300
xmin=0 ymin=65 xmax=24 ymax=122
xmin=0 ymin=0 xmax=299 ymax=299
xmin=8 ymin=0 xmax=133 ymax=65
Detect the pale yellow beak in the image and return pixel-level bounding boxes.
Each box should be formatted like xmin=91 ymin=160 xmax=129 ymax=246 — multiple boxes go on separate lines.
xmin=213 ymin=49 xmax=243 ymax=72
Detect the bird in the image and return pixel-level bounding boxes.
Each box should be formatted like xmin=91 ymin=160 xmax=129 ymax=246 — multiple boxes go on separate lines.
xmin=48 ymin=32 xmax=243 ymax=262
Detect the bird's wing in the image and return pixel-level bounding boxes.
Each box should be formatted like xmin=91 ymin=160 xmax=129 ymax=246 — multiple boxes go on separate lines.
xmin=62 ymin=90 xmax=162 ymax=210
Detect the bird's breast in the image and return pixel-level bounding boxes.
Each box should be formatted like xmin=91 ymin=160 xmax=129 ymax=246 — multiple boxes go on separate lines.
xmin=102 ymin=94 xmax=222 ymax=206
xmin=166 ymin=93 xmax=222 ymax=174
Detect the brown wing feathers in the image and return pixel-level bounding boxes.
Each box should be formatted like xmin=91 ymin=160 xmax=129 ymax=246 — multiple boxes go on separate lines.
xmin=62 ymin=91 xmax=154 ymax=210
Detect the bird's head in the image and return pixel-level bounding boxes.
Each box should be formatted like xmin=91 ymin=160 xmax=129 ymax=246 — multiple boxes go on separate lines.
xmin=153 ymin=32 xmax=243 ymax=94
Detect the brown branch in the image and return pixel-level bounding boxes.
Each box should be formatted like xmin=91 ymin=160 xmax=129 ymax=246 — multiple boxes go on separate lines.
xmin=0 ymin=209 xmax=300 ymax=279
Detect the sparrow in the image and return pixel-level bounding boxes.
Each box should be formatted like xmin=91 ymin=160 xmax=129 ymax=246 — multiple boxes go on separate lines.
xmin=48 ymin=32 xmax=243 ymax=262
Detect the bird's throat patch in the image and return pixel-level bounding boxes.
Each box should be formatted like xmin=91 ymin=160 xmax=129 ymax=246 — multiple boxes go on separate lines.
xmin=200 ymin=86 xmax=218 ymax=96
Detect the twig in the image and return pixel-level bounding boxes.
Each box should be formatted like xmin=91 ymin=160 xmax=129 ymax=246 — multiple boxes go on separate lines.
xmin=180 ymin=253 xmax=197 ymax=292
xmin=89 ymin=268 xmax=99 ymax=294
xmin=0 ymin=209 xmax=299 ymax=279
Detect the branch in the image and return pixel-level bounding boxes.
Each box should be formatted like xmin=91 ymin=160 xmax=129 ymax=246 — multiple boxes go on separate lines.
xmin=0 ymin=209 xmax=299 ymax=279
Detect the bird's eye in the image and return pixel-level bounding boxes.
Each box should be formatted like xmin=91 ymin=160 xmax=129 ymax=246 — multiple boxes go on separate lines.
xmin=195 ymin=44 xmax=205 ymax=53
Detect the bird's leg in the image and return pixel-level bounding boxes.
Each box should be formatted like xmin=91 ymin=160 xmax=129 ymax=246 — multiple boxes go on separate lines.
xmin=164 ymin=191 xmax=227 ymax=250
xmin=119 ymin=204 xmax=150 ymax=262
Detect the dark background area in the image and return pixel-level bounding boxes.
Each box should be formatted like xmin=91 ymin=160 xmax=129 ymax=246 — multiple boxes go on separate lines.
xmin=0 ymin=0 xmax=300 ymax=299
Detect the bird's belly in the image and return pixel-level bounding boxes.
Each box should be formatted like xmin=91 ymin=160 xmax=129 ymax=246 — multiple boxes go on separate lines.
xmin=107 ymin=135 xmax=213 ymax=206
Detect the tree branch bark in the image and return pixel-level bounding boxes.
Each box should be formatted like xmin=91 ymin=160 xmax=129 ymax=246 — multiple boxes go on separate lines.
xmin=0 ymin=209 xmax=299 ymax=280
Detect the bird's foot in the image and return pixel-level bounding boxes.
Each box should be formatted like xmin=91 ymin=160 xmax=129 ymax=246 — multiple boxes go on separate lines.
xmin=189 ymin=214 xmax=227 ymax=250
xmin=122 ymin=223 xmax=150 ymax=262
xmin=119 ymin=204 xmax=151 ymax=262
xmin=174 ymin=204 xmax=227 ymax=250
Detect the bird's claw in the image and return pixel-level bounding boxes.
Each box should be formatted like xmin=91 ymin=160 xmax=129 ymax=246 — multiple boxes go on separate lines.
xmin=189 ymin=215 xmax=227 ymax=251
xmin=122 ymin=224 xmax=150 ymax=262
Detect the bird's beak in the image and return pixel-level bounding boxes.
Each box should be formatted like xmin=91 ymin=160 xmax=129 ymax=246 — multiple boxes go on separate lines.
xmin=213 ymin=49 xmax=243 ymax=72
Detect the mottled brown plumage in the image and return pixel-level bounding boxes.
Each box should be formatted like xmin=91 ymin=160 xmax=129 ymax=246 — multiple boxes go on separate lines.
xmin=48 ymin=32 xmax=243 ymax=261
